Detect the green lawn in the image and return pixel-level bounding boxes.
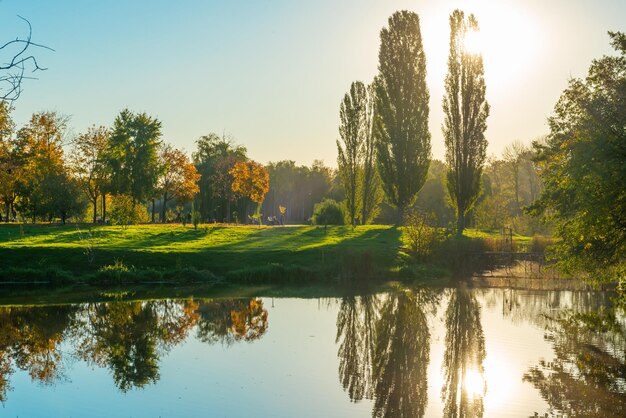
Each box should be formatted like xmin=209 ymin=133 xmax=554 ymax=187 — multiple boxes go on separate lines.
xmin=0 ymin=223 xmax=540 ymax=285
xmin=0 ymin=224 xmax=404 ymax=283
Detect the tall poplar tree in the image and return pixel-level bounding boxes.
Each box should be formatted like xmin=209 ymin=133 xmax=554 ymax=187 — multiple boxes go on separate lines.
xmin=337 ymin=81 xmax=367 ymax=227
xmin=374 ymin=11 xmax=431 ymax=224
xmin=443 ymin=10 xmax=490 ymax=235
xmin=361 ymin=83 xmax=382 ymax=225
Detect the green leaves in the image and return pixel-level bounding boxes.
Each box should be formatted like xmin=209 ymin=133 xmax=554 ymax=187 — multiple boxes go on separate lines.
xmin=531 ymin=32 xmax=626 ymax=283
xmin=108 ymin=109 xmax=162 ymax=205
xmin=374 ymin=11 xmax=431 ymax=220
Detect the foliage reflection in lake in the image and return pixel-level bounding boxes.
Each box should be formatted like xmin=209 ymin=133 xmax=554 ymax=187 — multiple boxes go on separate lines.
xmin=0 ymin=287 xmax=623 ymax=417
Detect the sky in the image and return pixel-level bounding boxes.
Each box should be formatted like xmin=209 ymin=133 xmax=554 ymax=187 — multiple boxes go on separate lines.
xmin=1 ymin=0 xmax=624 ymax=166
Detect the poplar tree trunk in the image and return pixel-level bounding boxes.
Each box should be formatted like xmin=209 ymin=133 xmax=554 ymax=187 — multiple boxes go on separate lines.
xmin=457 ymin=211 xmax=466 ymax=236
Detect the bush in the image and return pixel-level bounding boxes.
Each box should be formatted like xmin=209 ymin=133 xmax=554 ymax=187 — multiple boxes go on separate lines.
xmin=404 ymin=210 xmax=438 ymax=259
xmin=311 ymin=199 xmax=344 ymax=227
xmin=109 ymin=195 xmax=147 ymax=228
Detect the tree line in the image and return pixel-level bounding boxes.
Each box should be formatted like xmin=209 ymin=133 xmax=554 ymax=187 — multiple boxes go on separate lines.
xmin=0 ymin=103 xmax=343 ymax=225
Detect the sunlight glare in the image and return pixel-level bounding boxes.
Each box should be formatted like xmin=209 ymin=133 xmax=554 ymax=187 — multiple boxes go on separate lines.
xmin=463 ymin=368 xmax=486 ymax=398
xmin=464 ymin=30 xmax=482 ymax=55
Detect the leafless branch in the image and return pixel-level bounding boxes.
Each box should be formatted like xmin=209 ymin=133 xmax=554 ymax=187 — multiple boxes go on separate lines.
xmin=1 ymin=15 xmax=54 ymax=102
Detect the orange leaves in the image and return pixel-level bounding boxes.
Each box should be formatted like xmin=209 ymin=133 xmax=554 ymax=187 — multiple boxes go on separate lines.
xmin=229 ymin=298 xmax=268 ymax=342
xmin=230 ymin=160 xmax=269 ymax=203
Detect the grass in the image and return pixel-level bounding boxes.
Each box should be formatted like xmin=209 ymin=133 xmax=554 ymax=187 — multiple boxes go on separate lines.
xmin=0 ymin=223 xmax=405 ymax=284
xmin=0 ymin=223 xmax=545 ymax=285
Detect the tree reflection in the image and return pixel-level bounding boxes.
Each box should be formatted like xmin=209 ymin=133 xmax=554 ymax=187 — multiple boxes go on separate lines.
xmin=441 ymin=286 xmax=486 ymax=418
xmin=0 ymin=297 xmax=270 ymax=400
xmin=372 ymin=289 xmax=434 ymax=418
xmin=336 ymin=294 xmax=379 ymax=402
xmin=523 ymin=309 xmax=626 ymax=417
xmin=196 ymin=298 xmax=268 ymax=345
xmin=0 ymin=305 xmax=76 ymax=401
xmin=72 ymin=299 xmax=199 ymax=392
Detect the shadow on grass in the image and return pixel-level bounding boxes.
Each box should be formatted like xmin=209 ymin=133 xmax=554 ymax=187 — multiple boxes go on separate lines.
xmin=0 ymin=225 xmax=405 ymax=284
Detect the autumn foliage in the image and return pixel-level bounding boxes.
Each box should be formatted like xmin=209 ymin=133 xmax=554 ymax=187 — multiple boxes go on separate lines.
xmin=230 ymin=160 xmax=269 ymax=203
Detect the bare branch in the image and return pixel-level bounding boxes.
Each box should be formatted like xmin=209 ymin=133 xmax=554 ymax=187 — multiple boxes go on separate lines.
xmin=0 ymin=15 xmax=53 ymax=102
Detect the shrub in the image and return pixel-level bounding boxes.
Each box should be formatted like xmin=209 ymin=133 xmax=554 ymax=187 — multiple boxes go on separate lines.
xmin=109 ymin=195 xmax=147 ymax=227
xmin=311 ymin=199 xmax=344 ymax=227
xmin=404 ymin=210 xmax=438 ymax=259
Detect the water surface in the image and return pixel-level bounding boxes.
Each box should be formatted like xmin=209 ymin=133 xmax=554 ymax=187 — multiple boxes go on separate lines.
xmin=0 ymin=286 xmax=623 ymax=417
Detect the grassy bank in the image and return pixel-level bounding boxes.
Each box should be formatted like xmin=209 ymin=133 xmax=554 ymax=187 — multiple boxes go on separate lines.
xmin=0 ymin=224 xmax=407 ymax=284
xmin=0 ymin=223 xmax=542 ymax=285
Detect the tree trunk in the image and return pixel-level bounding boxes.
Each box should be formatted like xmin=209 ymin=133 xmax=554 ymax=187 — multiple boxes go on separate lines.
xmin=362 ymin=194 xmax=368 ymax=226
xmin=457 ymin=211 xmax=466 ymax=236
xmin=161 ymin=193 xmax=168 ymax=223
xmin=61 ymin=211 xmax=66 ymax=225
xmin=226 ymin=200 xmax=231 ymax=223
xmin=151 ymin=198 xmax=156 ymax=223
xmin=396 ymin=205 xmax=405 ymax=226
xmin=102 ymin=193 xmax=107 ymax=224
xmin=93 ymin=197 xmax=98 ymax=224
xmin=514 ymin=171 xmax=521 ymax=215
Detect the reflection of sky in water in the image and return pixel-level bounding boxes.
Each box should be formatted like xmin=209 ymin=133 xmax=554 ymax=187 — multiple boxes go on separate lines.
xmin=1 ymin=289 xmax=620 ymax=417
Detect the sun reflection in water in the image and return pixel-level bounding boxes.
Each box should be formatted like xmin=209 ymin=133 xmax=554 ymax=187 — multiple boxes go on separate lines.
xmin=463 ymin=368 xmax=486 ymax=398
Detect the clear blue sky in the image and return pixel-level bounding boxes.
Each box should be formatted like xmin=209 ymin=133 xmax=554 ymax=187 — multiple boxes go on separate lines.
xmin=2 ymin=0 xmax=624 ymax=165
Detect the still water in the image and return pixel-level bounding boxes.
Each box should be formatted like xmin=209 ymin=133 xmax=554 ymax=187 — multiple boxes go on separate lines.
xmin=0 ymin=286 xmax=624 ymax=417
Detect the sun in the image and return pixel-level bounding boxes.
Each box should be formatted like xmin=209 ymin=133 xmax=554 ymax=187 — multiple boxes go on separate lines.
xmin=463 ymin=30 xmax=482 ymax=55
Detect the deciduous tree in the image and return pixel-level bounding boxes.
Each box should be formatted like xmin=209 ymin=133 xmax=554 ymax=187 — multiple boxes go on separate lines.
xmin=230 ymin=160 xmax=269 ymax=223
xmin=374 ymin=11 xmax=431 ymax=224
xmin=108 ymin=109 xmax=161 ymax=207
xmin=157 ymin=144 xmax=200 ymax=222
xmin=71 ymin=126 xmax=110 ymax=223
xmin=529 ymin=32 xmax=626 ymax=284
xmin=443 ymin=10 xmax=490 ymax=236
xmin=337 ymin=81 xmax=367 ymax=226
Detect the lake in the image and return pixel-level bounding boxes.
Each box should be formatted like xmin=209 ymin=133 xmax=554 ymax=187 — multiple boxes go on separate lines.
xmin=0 ymin=284 xmax=623 ymax=417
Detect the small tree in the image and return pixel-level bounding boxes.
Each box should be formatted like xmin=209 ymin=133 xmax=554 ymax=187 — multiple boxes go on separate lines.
xmin=71 ymin=125 xmax=110 ymax=224
xmin=311 ymin=199 xmax=344 ymax=229
xmin=191 ymin=200 xmax=201 ymax=230
xmin=230 ymin=160 xmax=269 ymax=226
xmin=157 ymin=143 xmax=200 ymax=222
xmin=109 ymin=194 xmax=142 ymax=229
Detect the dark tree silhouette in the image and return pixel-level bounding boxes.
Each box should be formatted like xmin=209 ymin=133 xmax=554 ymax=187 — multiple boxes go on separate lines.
xmin=372 ymin=290 xmax=432 ymax=418
xmin=336 ymin=294 xmax=379 ymax=402
xmin=443 ymin=10 xmax=490 ymax=235
xmin=441 ymin=286 xmax=486 ymax=418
